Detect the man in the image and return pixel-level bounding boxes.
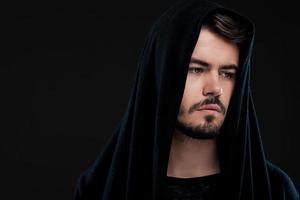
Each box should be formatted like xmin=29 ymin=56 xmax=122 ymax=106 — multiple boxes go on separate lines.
xmin=165 ymin=11 xmax=242 ymax=199
xmin=75 ymin=0 xmax=299 ymax=199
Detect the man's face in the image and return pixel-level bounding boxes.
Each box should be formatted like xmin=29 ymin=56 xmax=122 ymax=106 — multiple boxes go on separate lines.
xmin=176 ymin=27 xmax=239 ymax=139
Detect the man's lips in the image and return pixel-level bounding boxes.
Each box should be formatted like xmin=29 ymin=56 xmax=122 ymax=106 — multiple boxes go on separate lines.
xmin=196 ymin=104 xmax=222 ymax=113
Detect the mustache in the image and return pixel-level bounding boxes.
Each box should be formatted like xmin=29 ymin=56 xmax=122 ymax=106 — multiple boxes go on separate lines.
xmin=188 ymin=97 xmax=226 ymax=115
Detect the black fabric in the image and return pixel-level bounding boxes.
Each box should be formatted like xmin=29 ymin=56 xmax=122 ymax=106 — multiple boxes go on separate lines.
xmin=163 ymin=173 xmax=221 ymax=200
xmin=74 ymin=0 xmax=299 ymax=199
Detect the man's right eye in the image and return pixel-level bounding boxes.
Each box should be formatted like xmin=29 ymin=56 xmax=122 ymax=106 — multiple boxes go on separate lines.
xmin=188 ymin=67 xmax=204 ymax=74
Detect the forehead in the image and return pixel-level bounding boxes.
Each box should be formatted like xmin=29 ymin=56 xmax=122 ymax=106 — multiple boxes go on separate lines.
xmin=191 ymin=27 xmax=239 ymax=67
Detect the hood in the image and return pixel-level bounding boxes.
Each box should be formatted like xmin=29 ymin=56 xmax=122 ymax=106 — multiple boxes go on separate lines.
xmin=75 ymin=0 xmax=276 ymax=199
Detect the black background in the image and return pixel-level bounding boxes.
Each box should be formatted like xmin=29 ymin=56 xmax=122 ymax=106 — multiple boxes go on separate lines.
xmin=1 ymin=0 xmax=299 ymax=199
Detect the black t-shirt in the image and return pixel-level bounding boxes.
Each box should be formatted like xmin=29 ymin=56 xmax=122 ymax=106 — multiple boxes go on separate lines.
xmin=163 ymin=173 xmax=222 ymax=200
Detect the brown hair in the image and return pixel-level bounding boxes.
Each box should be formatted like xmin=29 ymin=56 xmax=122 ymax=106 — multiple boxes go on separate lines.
xmin=202 ymin=10 xmax=252 ymax=48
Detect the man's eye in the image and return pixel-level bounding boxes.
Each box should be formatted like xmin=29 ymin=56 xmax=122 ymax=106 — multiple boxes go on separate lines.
xmin=188 ymin=67 xmax=204 ymax=74
xmin=221 ymin=72 xmax=236 ymax=79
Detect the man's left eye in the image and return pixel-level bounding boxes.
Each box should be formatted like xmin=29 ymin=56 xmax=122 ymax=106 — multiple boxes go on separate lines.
xmin=221 ymin=72 xmax=236 ymax=79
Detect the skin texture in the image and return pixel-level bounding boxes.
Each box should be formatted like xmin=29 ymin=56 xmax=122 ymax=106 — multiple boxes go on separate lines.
xmin=167 ymin=27 xmax=239 ymax=178
xmin=177 ymin=27 xmax=239 ymax=139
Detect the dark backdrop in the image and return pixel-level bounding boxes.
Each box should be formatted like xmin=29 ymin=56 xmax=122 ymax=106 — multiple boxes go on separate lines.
xmin=1 ymin=0 xmax=299 ymax=199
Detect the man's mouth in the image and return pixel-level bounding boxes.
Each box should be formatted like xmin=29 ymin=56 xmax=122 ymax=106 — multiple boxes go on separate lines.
xmin=196 ymin=104 xmax=222 ymax=113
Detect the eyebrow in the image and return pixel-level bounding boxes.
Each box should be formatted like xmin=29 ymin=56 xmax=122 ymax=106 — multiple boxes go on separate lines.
xmin=189 ymin=58 xmax=238 ymax=70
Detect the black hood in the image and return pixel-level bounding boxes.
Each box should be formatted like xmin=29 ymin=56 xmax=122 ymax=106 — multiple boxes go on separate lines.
xmin=75 ymin=0 xmax=299 ymax=199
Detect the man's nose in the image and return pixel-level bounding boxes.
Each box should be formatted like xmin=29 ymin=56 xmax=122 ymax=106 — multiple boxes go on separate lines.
xmin=202 ymin=75 xmax=223 ymax=97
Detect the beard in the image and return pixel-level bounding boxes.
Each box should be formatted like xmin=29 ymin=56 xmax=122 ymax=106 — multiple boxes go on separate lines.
xmin=175 ymin=97 xmax=225 ymax=140
xmin=175 ymin=115 xmax=222 ymax=139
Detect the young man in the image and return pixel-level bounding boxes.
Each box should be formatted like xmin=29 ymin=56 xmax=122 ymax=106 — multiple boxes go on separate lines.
xmin=166 ymin=12 xmax=241 ymax=197
xmin=75 ymin=0 xmax=299 ymax=199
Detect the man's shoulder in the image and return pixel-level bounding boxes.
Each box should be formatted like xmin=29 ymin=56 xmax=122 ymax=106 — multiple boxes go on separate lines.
xmin=267 ymin=161 xmax=297 ymax=187
xmin=266 ymin=160 xmax=299 ymax=199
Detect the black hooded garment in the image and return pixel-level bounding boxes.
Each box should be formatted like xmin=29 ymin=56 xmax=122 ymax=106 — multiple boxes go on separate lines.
xmin=75 ymin=0 xmax=299 ymax=199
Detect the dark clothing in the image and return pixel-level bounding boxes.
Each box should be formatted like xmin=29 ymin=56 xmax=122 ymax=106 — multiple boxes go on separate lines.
xmin=74 ymin=0 xmax=299 ymax=199
xmin=163 ymin=173 xmax=221 ymax=200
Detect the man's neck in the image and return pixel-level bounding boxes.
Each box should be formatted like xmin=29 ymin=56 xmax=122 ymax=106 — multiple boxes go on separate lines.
xmin=167 ymin=131 xmax=220 ymax=178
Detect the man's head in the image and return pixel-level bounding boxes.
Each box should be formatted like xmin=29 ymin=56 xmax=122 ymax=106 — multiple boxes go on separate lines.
xmin=176 ymin=10 xmax=250 ymax=139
